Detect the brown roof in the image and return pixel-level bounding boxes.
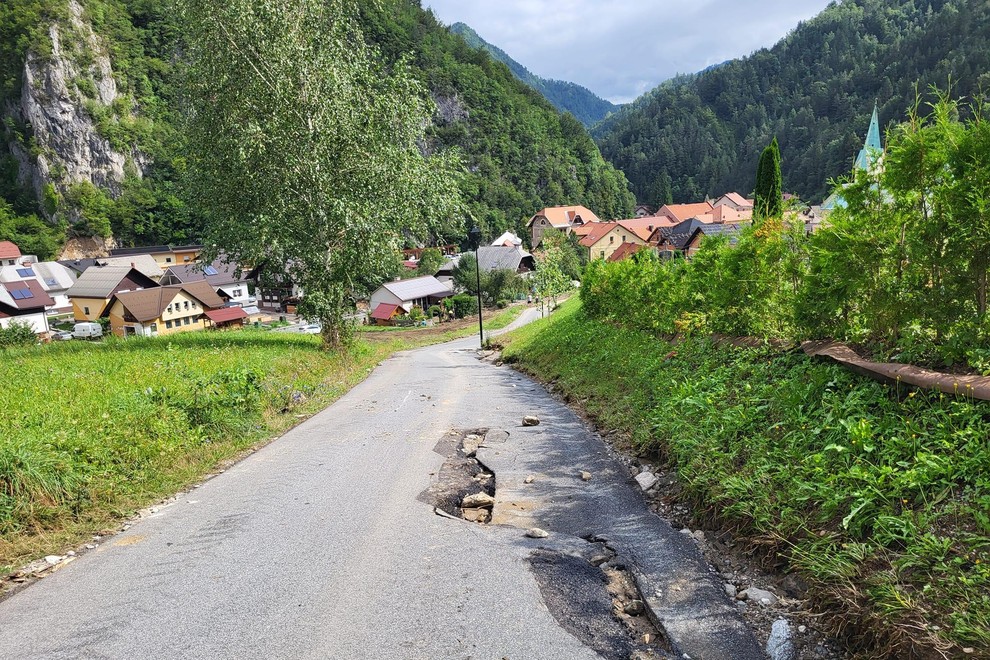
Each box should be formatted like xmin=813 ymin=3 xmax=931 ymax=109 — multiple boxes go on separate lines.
xmin=607 ymin=242 xmax=647 ymax=262
xmin=528 ymin=205 xmax=601 ymax=228
xmin=1 ymin=280 xmax=55 ymax=309
xmin=0 ymin=241 xmax=21 ymax=260
xmin=113 ymin=281 xmax=225 ymax=322
xmin=657 ymin=202 xmax=714 ymax=223
xmin=204 ymin=307 xmax=248 ymax=323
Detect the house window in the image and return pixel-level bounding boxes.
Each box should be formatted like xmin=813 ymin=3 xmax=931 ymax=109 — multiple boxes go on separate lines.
xmin=167 ymin=305 xmax=172 ymax=313
xmin=166 ymin=257 xmax=172 ymax=263
xmin=183 ymin=317 xmax=191 ymax=325
xmin=84 ymin=306 xmax=90 ymax=315
xmin=599 ymin=251 xmax=605 ymax=259
xmin=150 ymin=323 xmax=158 ymax=333
xmin=609 ymin=236 xmax=614 ymax=244
xmin=184 ymin=301 xmax=189 ymax=310
xmin=183 ymin=256 xmax=191 ymax=262
xmin=165 ymin=320 xmax=173 ymax=329
xmin=622 ymin=235 xmax=626 ymax=242
xmin=232 ymin=289 xmax=242 ymax=297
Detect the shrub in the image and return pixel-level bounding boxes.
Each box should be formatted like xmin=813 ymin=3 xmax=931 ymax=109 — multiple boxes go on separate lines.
xmin=0 ymin=321 xmax=37 ymax=348
xmin=451 ymin=293 xmax=478 ymax=319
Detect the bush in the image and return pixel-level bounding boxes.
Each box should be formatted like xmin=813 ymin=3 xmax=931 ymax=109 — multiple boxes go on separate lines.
xmin=427 ymin=305 xmax=441 ymax=319
xmin=496 ymin=300 xmax=509 ymax=309
xmin=451 ymin=293 xmax=478 ymax=319
xmin=0 ymin=321 xmax=37 ymax=348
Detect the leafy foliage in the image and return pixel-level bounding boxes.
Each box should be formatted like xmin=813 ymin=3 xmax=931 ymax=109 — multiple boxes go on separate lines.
xmin=452 ymin=252 xmax=527 ymax=307
xmin=179 ymin=0 xmax=463 ymax=348
xmin=0 ymin=198 xmax=64 ymax=260
xmin=448 ymin=22 xmax=618 ymax=127
xmin=0 ymin=321 xmax=37 ymax=348
xmin=595 ymin=0 xmax=990 ymax=205
xmin=753 ymin=137 xmax=782 ymax=221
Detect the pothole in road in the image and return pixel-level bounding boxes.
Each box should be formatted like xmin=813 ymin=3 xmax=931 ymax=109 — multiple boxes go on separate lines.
xmin=419 ymin=429 xmax=495 ymax=524
xmin=424 ymin=429 xmax=672 ymax=659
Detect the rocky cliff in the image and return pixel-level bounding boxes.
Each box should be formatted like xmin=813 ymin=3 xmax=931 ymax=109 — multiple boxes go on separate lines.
xmin=5 ymin=0 xmax=143 ymax=220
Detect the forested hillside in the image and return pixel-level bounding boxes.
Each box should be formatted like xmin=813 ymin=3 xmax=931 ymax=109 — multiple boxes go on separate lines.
xmin=594 ymin=0 xmax=990 ymax=205
xmin=448 ymin=22 xmax=618 ymax=128
xmin=0 ymin=0 xmax=634 ymax=255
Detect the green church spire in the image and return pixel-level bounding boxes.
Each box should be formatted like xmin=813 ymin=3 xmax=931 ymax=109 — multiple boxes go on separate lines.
xmin=854 ymin=104 xmax=883 ymax=171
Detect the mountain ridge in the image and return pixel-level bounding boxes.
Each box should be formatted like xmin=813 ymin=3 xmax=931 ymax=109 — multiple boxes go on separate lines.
xmin=448 ymin=22 xmax=618 ymax=128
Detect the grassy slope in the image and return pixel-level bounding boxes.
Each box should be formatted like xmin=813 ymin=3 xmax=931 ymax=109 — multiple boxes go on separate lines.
xmin=499 ymin=298 xmax=990 ymax=656
xmin=0 ymin=309 xmax=520 ymax=575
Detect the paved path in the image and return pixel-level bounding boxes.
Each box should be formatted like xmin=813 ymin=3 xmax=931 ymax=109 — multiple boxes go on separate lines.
xmin=0 ymin=307 xmax=761 ymax=659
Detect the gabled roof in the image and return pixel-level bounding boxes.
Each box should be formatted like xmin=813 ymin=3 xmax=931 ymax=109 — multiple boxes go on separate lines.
xmin=204 ymin=307 xmax=248 ymax=323
xmin=714 ymin=192 xmax=753 ymax=209
xmin=109 ymin=245 xmax=172 ymax=257
xmin=607 ymin=242 xmax=647 ymax=262
xmin=491 ymin=231 xmax=523 ymax=247
xmin=371 ymin=303 xmax=402 ymax=321
xmin=477 ymin=246 xmax=534 ymax=272
xmin=112 ymin=281 xmax=225 ymax=323
xmin=381 ymin=276 xmax=452 ymax=302
xmin=98 ymin=255 xmax=164 ymax=280
xmin=162 ymin=259 xmax=247 ymax=287
xmin=66 ymin=266 xmax=159 ymax=299
xmin=578 ymin=222 xmax=619 ymax=247
xmin=0 ymin=241 xmax=21 ymax=260
xmin=617 ymin=218 xmax=662 ymax=241
xmin=527 ymin=205 xmax=601 ymax=228
xmin=657 ymin=202 xmax=714 ymax=223
xmin=0 ymin=280 xmax=55 ymax=309
xmin=655 ymin=218 xmax=707 ymax=250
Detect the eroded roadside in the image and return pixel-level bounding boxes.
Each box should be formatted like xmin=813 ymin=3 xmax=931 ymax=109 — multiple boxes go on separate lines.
xmin=475 ymin=349 xmax=848 ymax=660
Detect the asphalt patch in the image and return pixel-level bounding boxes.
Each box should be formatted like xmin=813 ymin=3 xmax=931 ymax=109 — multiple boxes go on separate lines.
xmin=418 ymin=430 xmax=495 ymax=520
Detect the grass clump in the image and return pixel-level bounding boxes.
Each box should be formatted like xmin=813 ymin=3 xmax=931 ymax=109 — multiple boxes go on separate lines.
xmin=500 ymin=298 xmax=990 ymax=656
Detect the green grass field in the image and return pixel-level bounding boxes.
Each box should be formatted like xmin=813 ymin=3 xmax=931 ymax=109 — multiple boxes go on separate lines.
xmin=0 ymin=307 xmax=521 ymax=575
xmin=499 ymin=298 xmax=990 ymax=656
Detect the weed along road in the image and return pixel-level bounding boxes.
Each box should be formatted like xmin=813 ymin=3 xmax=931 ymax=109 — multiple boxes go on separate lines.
xmin=0 ymin=309 xmax=761 ymax=660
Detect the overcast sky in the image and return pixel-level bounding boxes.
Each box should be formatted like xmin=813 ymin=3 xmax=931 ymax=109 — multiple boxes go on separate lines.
xmin=423 ymin=0 xmax=835 ymax=104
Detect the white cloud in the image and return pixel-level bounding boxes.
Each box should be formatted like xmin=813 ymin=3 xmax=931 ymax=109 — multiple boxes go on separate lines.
xmin=423 ymin=0 xmax=833 ymax=103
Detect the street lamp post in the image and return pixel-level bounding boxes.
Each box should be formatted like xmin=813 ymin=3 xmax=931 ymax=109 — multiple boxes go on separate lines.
xmin=469 ymin=225 xmax=484 ymax=348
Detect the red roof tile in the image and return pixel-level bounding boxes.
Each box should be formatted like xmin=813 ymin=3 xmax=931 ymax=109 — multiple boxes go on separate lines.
xmin=371 ymin=303 xmax=402 ymax=320
xmin=0 ymin=241 xmax=21 ymax=260
xmin=204 ymin=307 xmax=248 ymax=323
xmin=607 ymin=242 xmax=647 ymax=262
xmin=578 ymin=222 xmax=620 ymax=248
xmin=2 ymin=279 xmax=54 ymax=309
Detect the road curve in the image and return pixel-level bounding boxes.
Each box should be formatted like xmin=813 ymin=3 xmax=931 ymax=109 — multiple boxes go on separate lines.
xmin=0 ymin=307 xmax=760 ymax=659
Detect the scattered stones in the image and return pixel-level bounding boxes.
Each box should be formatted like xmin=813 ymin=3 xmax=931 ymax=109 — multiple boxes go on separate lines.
xmin=580 ymin=471 xmax=593 ymax=481
xmin=766 ymin=619 xmax=795 ymax=660
xmin=623 ymin=600 xmax=646 ymax=616
xmin=44 ymin=556 xmax=62 ymax=566
xmin=634 ymin=471 xmax=658 ymax=491
xmin=692 ymin=530 xmax=706 ymax=543
xmin=85 ymin=544 xmax=96 ymax=550
xmin=526 ymin=528 xmax=549 ymax=539
xmin=461 ymin=508 xmax=490 ymax=524
xmin=461 ymin=492 xmax=495 ymax=509
xmin=484 ymin=429 xmax=509 ymax=444
xmin=724 ymin=584 xmax=737 ymax=599
xmin=740 ymin=587 xmax=778 ymax=606
xmin=522 ymin=415 xmax=541 ymax=427
xmin=524 ymin=475 xmax=536 ymax=484
xmin=462 ymin=434 xmax=483 ymax=457
xmin=798 ymin=625 xmax=807 ymax=634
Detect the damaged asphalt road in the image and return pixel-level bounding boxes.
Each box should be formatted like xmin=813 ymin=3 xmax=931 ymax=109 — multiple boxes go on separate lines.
xmin=0 ymin=308 xmax=761 ymax=659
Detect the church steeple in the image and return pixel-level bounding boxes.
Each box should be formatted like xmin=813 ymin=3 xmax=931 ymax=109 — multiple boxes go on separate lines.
xmin=854 ymin=104 xmax=883 ymax=171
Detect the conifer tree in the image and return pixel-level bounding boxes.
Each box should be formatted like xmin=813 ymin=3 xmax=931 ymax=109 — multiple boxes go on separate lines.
xmin=754 ymin=137 xmax=783 ymax=221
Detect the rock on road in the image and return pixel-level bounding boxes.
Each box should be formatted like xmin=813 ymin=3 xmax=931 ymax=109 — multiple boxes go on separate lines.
xmin=0 ymin=307 xmax=761 ymax=659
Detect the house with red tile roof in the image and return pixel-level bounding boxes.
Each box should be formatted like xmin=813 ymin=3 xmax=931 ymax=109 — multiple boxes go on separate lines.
xmin=617 ymin=218 xmax=666 ymax=242
xmin=655 ymin=202 xmax=714 ymax=224
xmin=0 ymin=279 xmax=55 ymax=335
xmin=712 ymin=192 xmax=754 ymax=211
xmin=0 ymin=241 xmax=22 ymax=266
xmin=607 ymin=242 xmax=648 ymax=263
xmin=527 ymin=206 xmax=601 ymax=247
xmin=578 ymin=222 xmax=646 ymax=261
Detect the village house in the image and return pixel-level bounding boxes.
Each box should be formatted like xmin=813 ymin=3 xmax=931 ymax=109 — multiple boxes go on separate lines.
xmin=0 ymin=241 xmax=23 ymax=267
xmin=66 ymin=265 xmax=159 ymax=321
xmin=0 ymin=261 xmax=75 ymax=316
xmin=369 ymin=276 xmax=452 ymax=319
xmin=104 ymin=280 xmax=227 ymax=338
xmin=59 ymin=255 xmax=164 ymax=282
xmin=712 ymin=192 xmax=754 ymax=211
xmin=654 ymin=202 xmax=714 ymax=224
xmin=109 ymin=244 xmax=203 ymax=269
xmin=0 ymin=280 xmax=54 ymax=335
xmin=477 ymin=246 xmax=536 ymax=275
xmin=527 ymin=205 xmax=601 ymax=247
xmin=160 ymin=258 xmax=253 ymax=306
xmin=579 ymin=222 xmax=647 ymax=261
xmin=682 ymin=223 xmax=743 ymax=258
xmin=633 ymin=204 xmax=656 ymax=218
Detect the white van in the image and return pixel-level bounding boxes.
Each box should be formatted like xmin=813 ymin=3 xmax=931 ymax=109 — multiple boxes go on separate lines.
xmin=72 ymin=322 xmax=104 ymax=339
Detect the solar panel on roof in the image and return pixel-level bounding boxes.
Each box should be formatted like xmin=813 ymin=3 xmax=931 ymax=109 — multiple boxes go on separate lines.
xmin=204 ymin=265 xmax=219 ymax=276
xmin=10 ymin=288 xmax=33 ymax=300
xmin=16 ymin=268 xmax=33 ymax=277
xmin=44 ymin=278 xmax=58 ymax=287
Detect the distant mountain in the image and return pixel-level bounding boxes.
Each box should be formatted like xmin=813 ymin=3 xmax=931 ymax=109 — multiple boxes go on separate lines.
xmin=593 ymin=0 xmax=990 ymax=205
xmin=449 ymin=22 xmax=618 ymax=128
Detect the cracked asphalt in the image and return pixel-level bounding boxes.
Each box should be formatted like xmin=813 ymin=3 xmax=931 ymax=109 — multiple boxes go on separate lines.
xmin=0 ymin=308 xmax=762 ymax=659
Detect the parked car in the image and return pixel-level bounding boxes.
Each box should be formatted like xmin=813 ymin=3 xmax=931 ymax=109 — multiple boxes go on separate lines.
xmin=72 ymin=322 xmax=104 ymax=339
xmin=51 ymin=330 xmax=73 ymax=341
xmin=300 ymin=324 xmax=321 ymax=335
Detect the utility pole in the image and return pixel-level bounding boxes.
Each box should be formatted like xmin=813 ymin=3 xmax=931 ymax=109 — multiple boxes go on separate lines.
xmin=469 ymin=225 xmax=484 ymax=348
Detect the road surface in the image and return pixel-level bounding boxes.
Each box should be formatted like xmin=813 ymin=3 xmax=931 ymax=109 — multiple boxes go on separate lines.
xmin=0 ymin=307 xmax=761 ymax=659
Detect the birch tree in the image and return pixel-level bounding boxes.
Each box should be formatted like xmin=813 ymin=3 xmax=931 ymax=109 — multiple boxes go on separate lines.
xmin=177 ymin=0 xmax=463 ymax=348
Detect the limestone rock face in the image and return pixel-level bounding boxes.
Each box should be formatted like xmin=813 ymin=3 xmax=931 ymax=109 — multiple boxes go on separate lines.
xmin=5 ymin=0 xmax=145 ymax=219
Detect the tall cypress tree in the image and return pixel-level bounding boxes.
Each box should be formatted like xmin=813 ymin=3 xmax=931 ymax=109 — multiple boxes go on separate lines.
xmin=754 ymin=137 xmax=783 ymax=222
